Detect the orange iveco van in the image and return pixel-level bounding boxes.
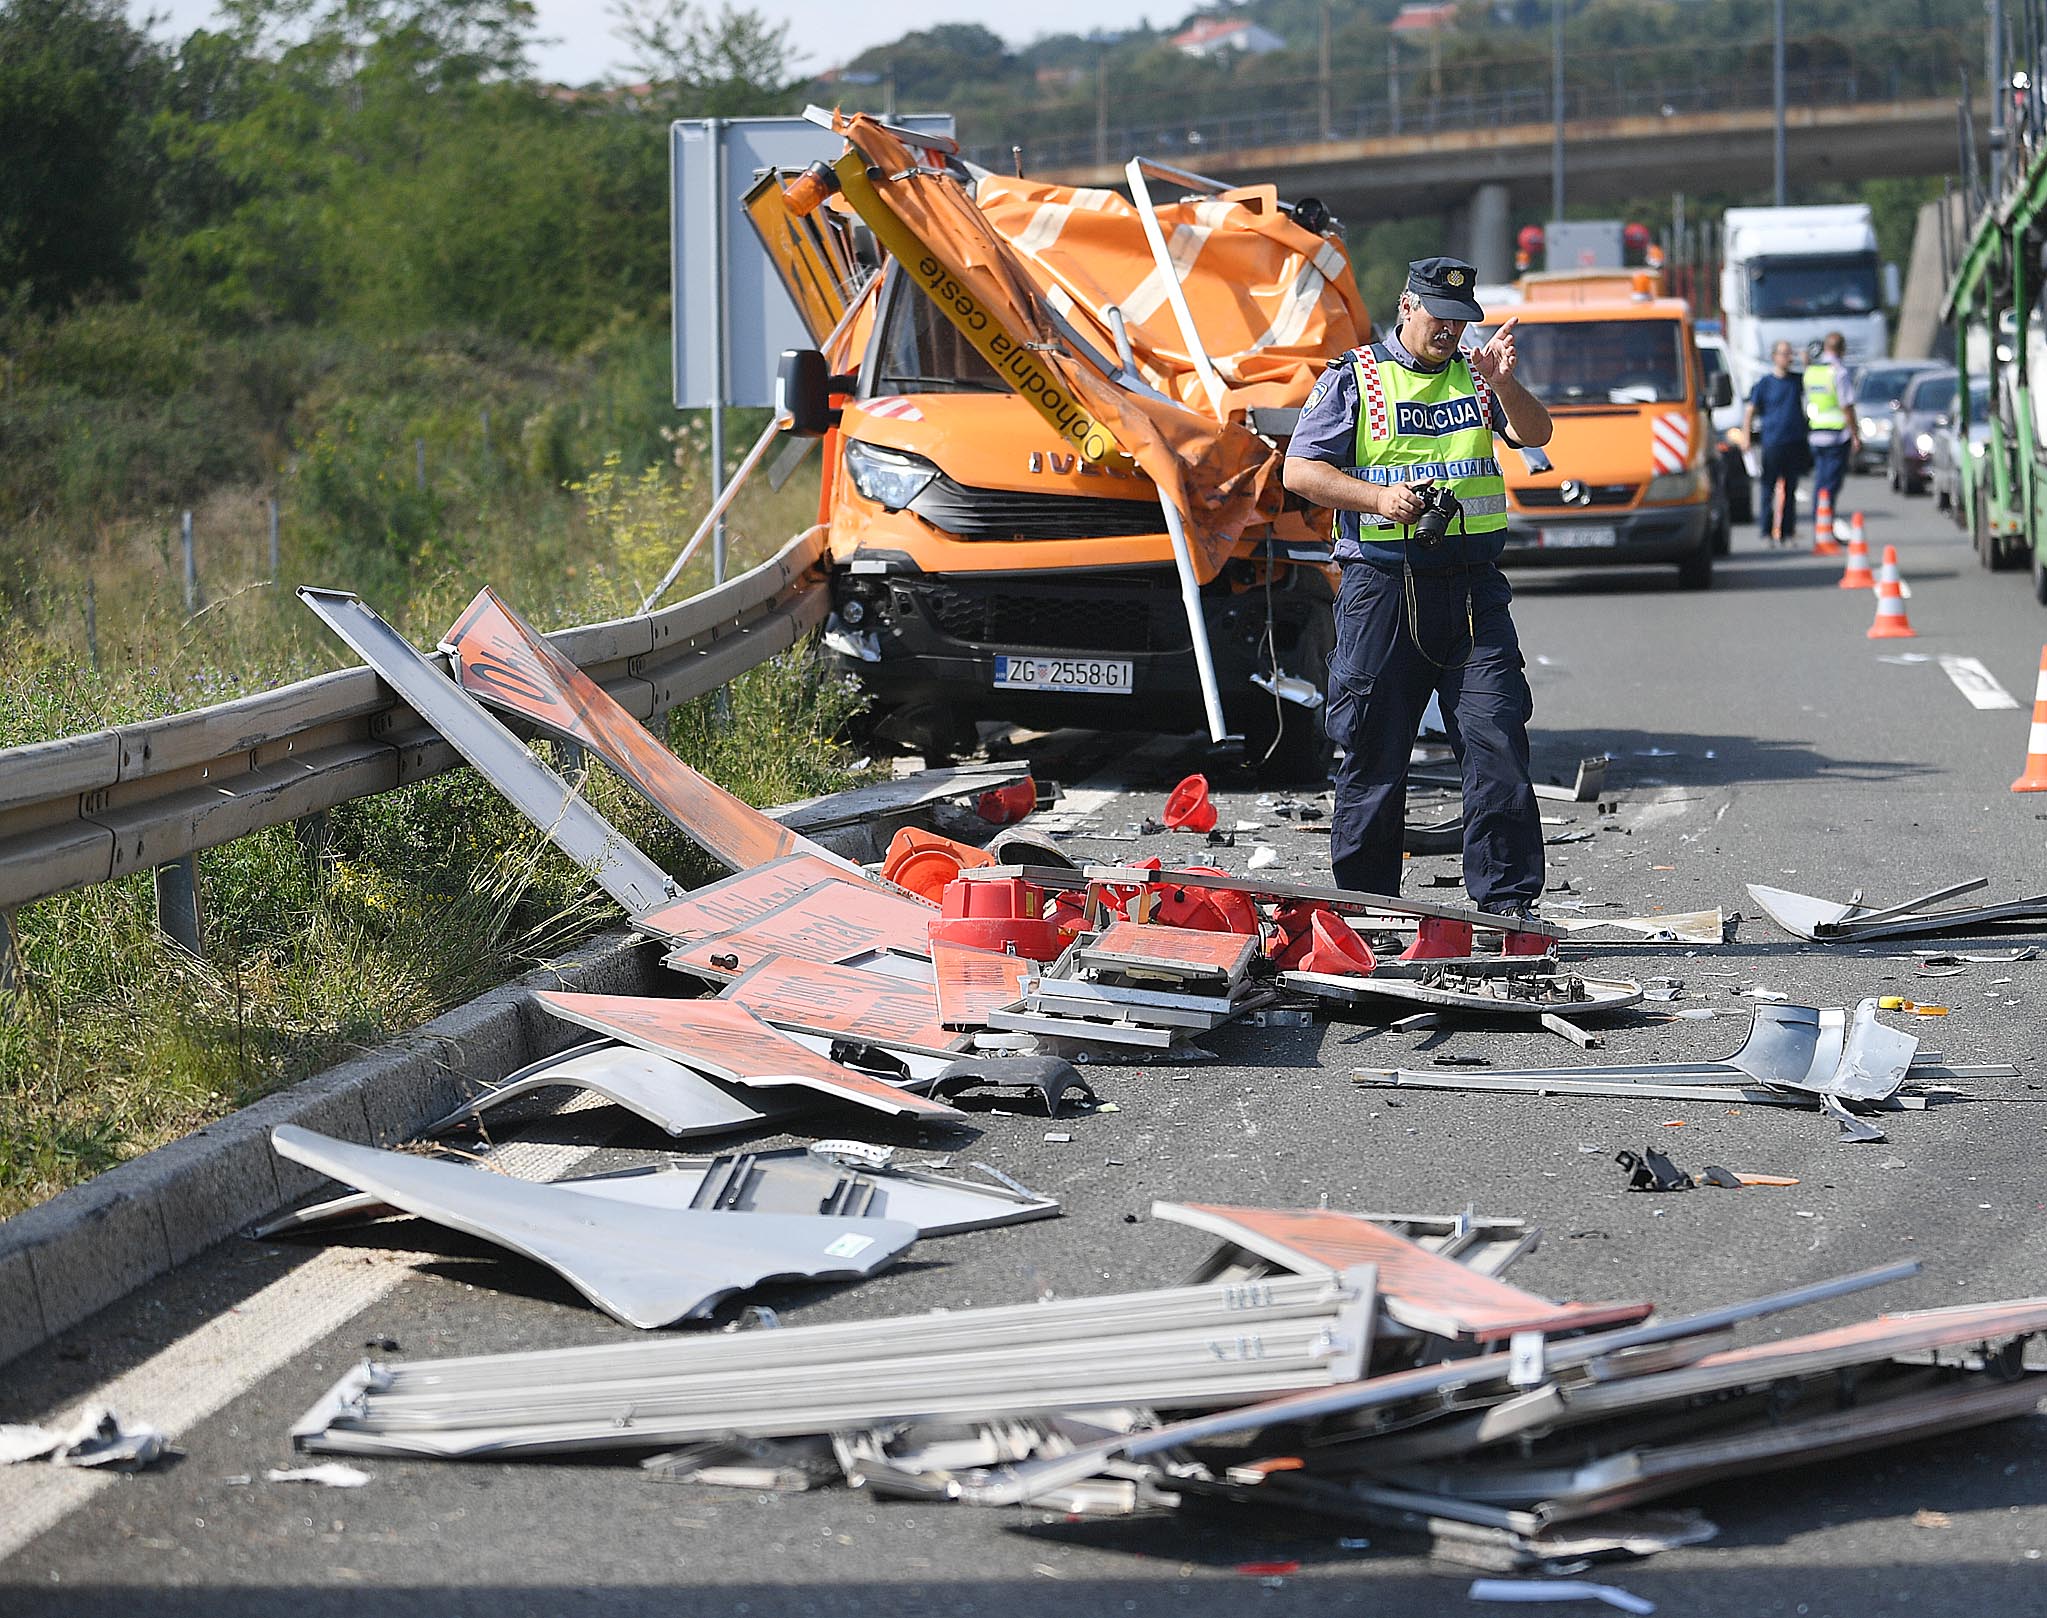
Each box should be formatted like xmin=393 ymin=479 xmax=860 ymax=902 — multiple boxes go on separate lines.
xmin=1473 ymin=280 xmax=1733 ymax=590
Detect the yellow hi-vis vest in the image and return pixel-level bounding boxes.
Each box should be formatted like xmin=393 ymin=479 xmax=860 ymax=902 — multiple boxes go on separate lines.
xmin=1803 ymin=361 xmax=1848 ymax=432
xmin=1338 ymin=346 xmax=1508 ymax=558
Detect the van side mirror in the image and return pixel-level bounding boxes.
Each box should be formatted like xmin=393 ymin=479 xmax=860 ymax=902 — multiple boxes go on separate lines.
xmin=1710 ymin=373 xmax=1733 ymax=409
xmin=776 ymin=349 xmax=837 ymax=437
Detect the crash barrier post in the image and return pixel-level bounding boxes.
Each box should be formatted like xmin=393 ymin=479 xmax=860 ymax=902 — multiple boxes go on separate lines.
xmin=153 ymin=855 xmax=205 ymax=960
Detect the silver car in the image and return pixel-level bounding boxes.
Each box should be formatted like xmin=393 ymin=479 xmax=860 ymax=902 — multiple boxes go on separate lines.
xmin=1852 ymin=360 xmax=1943 ymax=474
xmin=1930 ymin=378 xmax=1992 ymax=520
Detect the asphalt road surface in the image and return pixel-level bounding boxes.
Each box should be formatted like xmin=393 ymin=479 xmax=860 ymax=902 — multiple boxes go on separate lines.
xmin=6 ymin=478 xmax=2047 ymax=1618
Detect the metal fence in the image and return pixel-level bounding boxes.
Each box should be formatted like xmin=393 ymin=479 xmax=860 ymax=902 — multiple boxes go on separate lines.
xmin=976 ymin=62 xmax=1949 ymax=173
xmin=0 ymin=527 xmax=829 ymax=960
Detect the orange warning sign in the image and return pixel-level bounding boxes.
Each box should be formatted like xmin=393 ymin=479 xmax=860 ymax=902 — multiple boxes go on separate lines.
xmin=665 ymin=879 xmax=935 ymax=978
xmin=444 ymin=588 xmax=843 ymax=877
xmin=931 ymin=941 xmax=1033 ymax=1029
xmin=635 ymin=854 xmax=896 ymax=945
xmin=1084 ymin=922 xmax=1256 ymax=980
xmin=534 ymin=991 xmax=962 ymax=1119
xmin=1166 ymin=1204 xmax=1652 ymax=1342
xmin=722 ymin=956 xmax=961 ymax=1053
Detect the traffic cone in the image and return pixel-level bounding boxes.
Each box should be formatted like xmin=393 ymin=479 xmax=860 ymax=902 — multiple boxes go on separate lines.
xmin=1837 ymin=518 xmax=1875 ymax=588
xmin=1161 ymin=773 xmax=1217 ymax=833
xmin=1866 ymin=546 xmax=1916 ymax=639
xmin=1812 ymin=487 xmax=1841 ymax=555
xmin=2013 ymin=648 xmax=2047 ymax=792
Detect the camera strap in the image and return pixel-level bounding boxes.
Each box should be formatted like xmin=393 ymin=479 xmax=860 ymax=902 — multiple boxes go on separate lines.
xmin=1399 ymin=509 xmax=1476 ymax=670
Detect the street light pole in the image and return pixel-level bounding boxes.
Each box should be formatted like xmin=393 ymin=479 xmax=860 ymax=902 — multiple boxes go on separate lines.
xmin=1772 ymin=0 xmax=1787 ymax=205
xmin=1551 ymin=0 xmax=1565 ymax=220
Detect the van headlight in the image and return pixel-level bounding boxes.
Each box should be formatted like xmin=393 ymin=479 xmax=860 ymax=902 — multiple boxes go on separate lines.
xmin=1969 ymin=440 xmax=1987 ymax=458
xmin=1915 ymin=432 xmax=1934 ymax=455
xmin=1644 ymin=467 xmax=1702 ymax=502
xmin=845 ymin=441 xmax=940 ymax=511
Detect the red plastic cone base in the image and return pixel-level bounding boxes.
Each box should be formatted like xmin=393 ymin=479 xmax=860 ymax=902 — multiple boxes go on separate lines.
xmin=1161 ymin=773 xmax=1217 ymax=833
xmin=2014 ymin=761 xmax=2047 ymax=793
xmin=1302 ymin=911 xmax=1378 ymax=977
xmin=1813 ymin=536 xmax=1842 ymax=556
xmin=1838 ymin=566 xmax=1874 ymax=589
xmin=1867 ymin=615 xmax=1916 ymax=639
xmin=1401 ymin=916 xmax=1475 ymax=961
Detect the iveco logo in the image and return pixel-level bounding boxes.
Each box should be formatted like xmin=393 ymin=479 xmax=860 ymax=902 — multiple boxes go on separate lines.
xmin=1560 ymin=479 xmax=1593 ymax=507
xmin=1026 ymin=452 xmax=1139 ymax=479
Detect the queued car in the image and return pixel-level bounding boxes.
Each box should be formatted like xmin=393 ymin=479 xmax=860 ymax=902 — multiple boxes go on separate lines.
xmin=1852 ymin=359 xmax=1944 ymax=473
xmin=1695 ymin=328 xmax=1751 ymax=526
xmin=1931 ymin=377 xmax=1993 ymax=519
xmin=1891 ymin=368 xmax=1959 ymax=494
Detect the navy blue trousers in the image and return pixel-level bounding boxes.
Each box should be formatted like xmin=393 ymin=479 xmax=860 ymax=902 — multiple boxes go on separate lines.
xmin=1811 ymin=440 xmax=1852 ymax=510
xmin=1758 ymin=443 xmax=1805 ymax=538
xmin=1324 ymin=561 xmax=1544 ymax=911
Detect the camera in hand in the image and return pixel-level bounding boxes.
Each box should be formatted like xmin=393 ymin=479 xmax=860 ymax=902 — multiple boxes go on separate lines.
xmin=1410 ymin=480 xmax=1462 ymax=548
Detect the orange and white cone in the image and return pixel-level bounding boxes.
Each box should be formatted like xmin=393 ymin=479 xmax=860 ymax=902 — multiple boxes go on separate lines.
xmin=2013 ymin=647 xmax=2047 ymax=792
xmin=1838 ymin=518 xmax=1875 ymax=588
xmin=1867 ymin=546 xmax=1916 ymax=639
xmin=1813 ymin=487 xmax=1841 ymax=555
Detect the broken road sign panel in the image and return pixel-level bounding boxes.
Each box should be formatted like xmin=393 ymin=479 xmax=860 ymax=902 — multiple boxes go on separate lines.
xmin=533 ymin=992 xmax=963 ymax=1120
xmin=443 ymin=587 xmax=851 ymax=876
xmin=268 ymin=1125 xmax=918 ymax=1329
xmin=1153 ymin=1204 xmax=1652 ymax=1343
xmin=720 ymin=956 xmax=963 ymax=1054
xmin=662 ymin=879 xmax=937 ymax=979
xmin=931 ymin=942 xmax=1033 ymax=1029
xmin=636 ymin=853 xmax=924 ymax=946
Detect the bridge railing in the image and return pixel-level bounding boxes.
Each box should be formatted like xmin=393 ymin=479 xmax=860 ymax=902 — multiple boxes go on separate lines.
xmin=0 ymin=529 xmax=829 ymax=949
xmin=979 ymin=59 xmax=1956 ymax=174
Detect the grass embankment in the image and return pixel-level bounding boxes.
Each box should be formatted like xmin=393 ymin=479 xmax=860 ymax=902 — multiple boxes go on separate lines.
xmin=0 ymin=310 xmax=866 ymax=1217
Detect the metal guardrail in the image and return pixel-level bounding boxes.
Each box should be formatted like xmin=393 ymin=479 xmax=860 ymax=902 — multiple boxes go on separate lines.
xmin=981 ymin=64 xmax=1955 ymax=174
xmin=0 ymin=527 xmax=830 ymax=922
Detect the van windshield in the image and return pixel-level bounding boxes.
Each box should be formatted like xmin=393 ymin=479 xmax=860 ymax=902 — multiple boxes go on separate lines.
xmin=1470 ymin=319 xmax=1688 ymax=405
xmin=870 ymin=270 xmax=1007 ymax=395
xmin=1747 ymin=254 xmax=1881 ymax=318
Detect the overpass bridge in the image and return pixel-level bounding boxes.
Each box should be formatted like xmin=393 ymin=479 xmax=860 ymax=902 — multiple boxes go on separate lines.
xmin=980 ymin=55 xmax=1981 ymax=284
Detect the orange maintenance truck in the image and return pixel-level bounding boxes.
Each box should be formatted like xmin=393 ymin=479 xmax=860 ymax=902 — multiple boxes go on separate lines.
xmin=756 ymin=119 xmax=1367 ymax=774
xmin=1474 ymin=273 xmax=1732 ymax=590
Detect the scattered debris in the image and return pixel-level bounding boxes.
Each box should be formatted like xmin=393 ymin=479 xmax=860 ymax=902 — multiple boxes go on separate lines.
xmin=265 ymin=1463 xmax=373 ymax=1488
xmin=267 ymin=1125 xmax=921 ymax=1329
xmin=1468 ymin=1578 xmax=1654 ymax=1614
xmin=1748 ymin=879 xmax=2047 ymax=942
xmin=0 ymin=1408 xmax=170 ymax=1471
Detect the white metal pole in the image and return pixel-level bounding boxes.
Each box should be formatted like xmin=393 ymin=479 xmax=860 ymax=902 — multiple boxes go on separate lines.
xmin=640 ymin=416 xmax=783 ymax=613
xmin=708 ymin=118 xmax=729 ymax=585
xmin=1156 ymin=494 xmax=1230 ymax=744
xmin=1124 ymin=159 xmax=1229 ymax=415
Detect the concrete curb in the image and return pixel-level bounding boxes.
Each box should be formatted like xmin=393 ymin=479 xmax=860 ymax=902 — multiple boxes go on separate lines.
xmin=0 ymin=928 xmax=661 ymax=1370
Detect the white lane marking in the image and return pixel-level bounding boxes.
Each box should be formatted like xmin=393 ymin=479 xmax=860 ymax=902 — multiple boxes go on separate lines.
xmin=0 ymin=1132 xmax=603 ymax=1566
xmin=1937 ymin=655 xmax=2020 ymax=711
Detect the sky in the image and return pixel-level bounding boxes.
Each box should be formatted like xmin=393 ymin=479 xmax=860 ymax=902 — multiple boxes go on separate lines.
xmin=136 ymin=0 xmax=1180 ymax=85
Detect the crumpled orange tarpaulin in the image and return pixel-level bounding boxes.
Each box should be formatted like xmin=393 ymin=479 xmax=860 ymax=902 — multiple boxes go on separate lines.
xmin=834 ymin=116 xmax=1364 ymax=578
xmin=973 ymin=174 xmax=1368 ymax=422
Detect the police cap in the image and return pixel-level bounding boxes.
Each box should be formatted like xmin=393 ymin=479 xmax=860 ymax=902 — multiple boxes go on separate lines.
xmin=1407 ymin=257 xmax=1485 ymax=322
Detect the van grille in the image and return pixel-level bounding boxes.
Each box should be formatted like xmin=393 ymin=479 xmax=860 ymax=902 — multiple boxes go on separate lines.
xmin=909 ymin=574 xmax=1192 ymax=653
xmin=1515 ymin=483 xmax=1639 ymax=509
xmin=908 ymin=474 xmax=1166 ymax=539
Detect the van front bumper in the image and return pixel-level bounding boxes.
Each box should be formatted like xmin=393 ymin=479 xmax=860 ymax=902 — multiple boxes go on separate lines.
xmin=1496 ymin=503 xmax=1711 ymax=568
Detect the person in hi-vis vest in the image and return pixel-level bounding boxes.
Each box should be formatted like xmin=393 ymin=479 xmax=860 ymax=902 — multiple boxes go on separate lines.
xmin=1804 ymin=331 xmax=1859 ymax=518
xmin=1283 ymin=258 xmax=1554 ymax=917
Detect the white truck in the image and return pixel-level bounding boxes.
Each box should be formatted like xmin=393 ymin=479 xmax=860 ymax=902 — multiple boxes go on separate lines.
xmin=1718 ymin=205 xmax=1898 ymax=403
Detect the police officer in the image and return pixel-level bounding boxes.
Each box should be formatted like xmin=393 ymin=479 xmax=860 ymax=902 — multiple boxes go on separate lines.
xmin=1804 ymin=330 xmax=1859 ymax=514
xmin=1283 ymin=257 xmax=1554 ymax=916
